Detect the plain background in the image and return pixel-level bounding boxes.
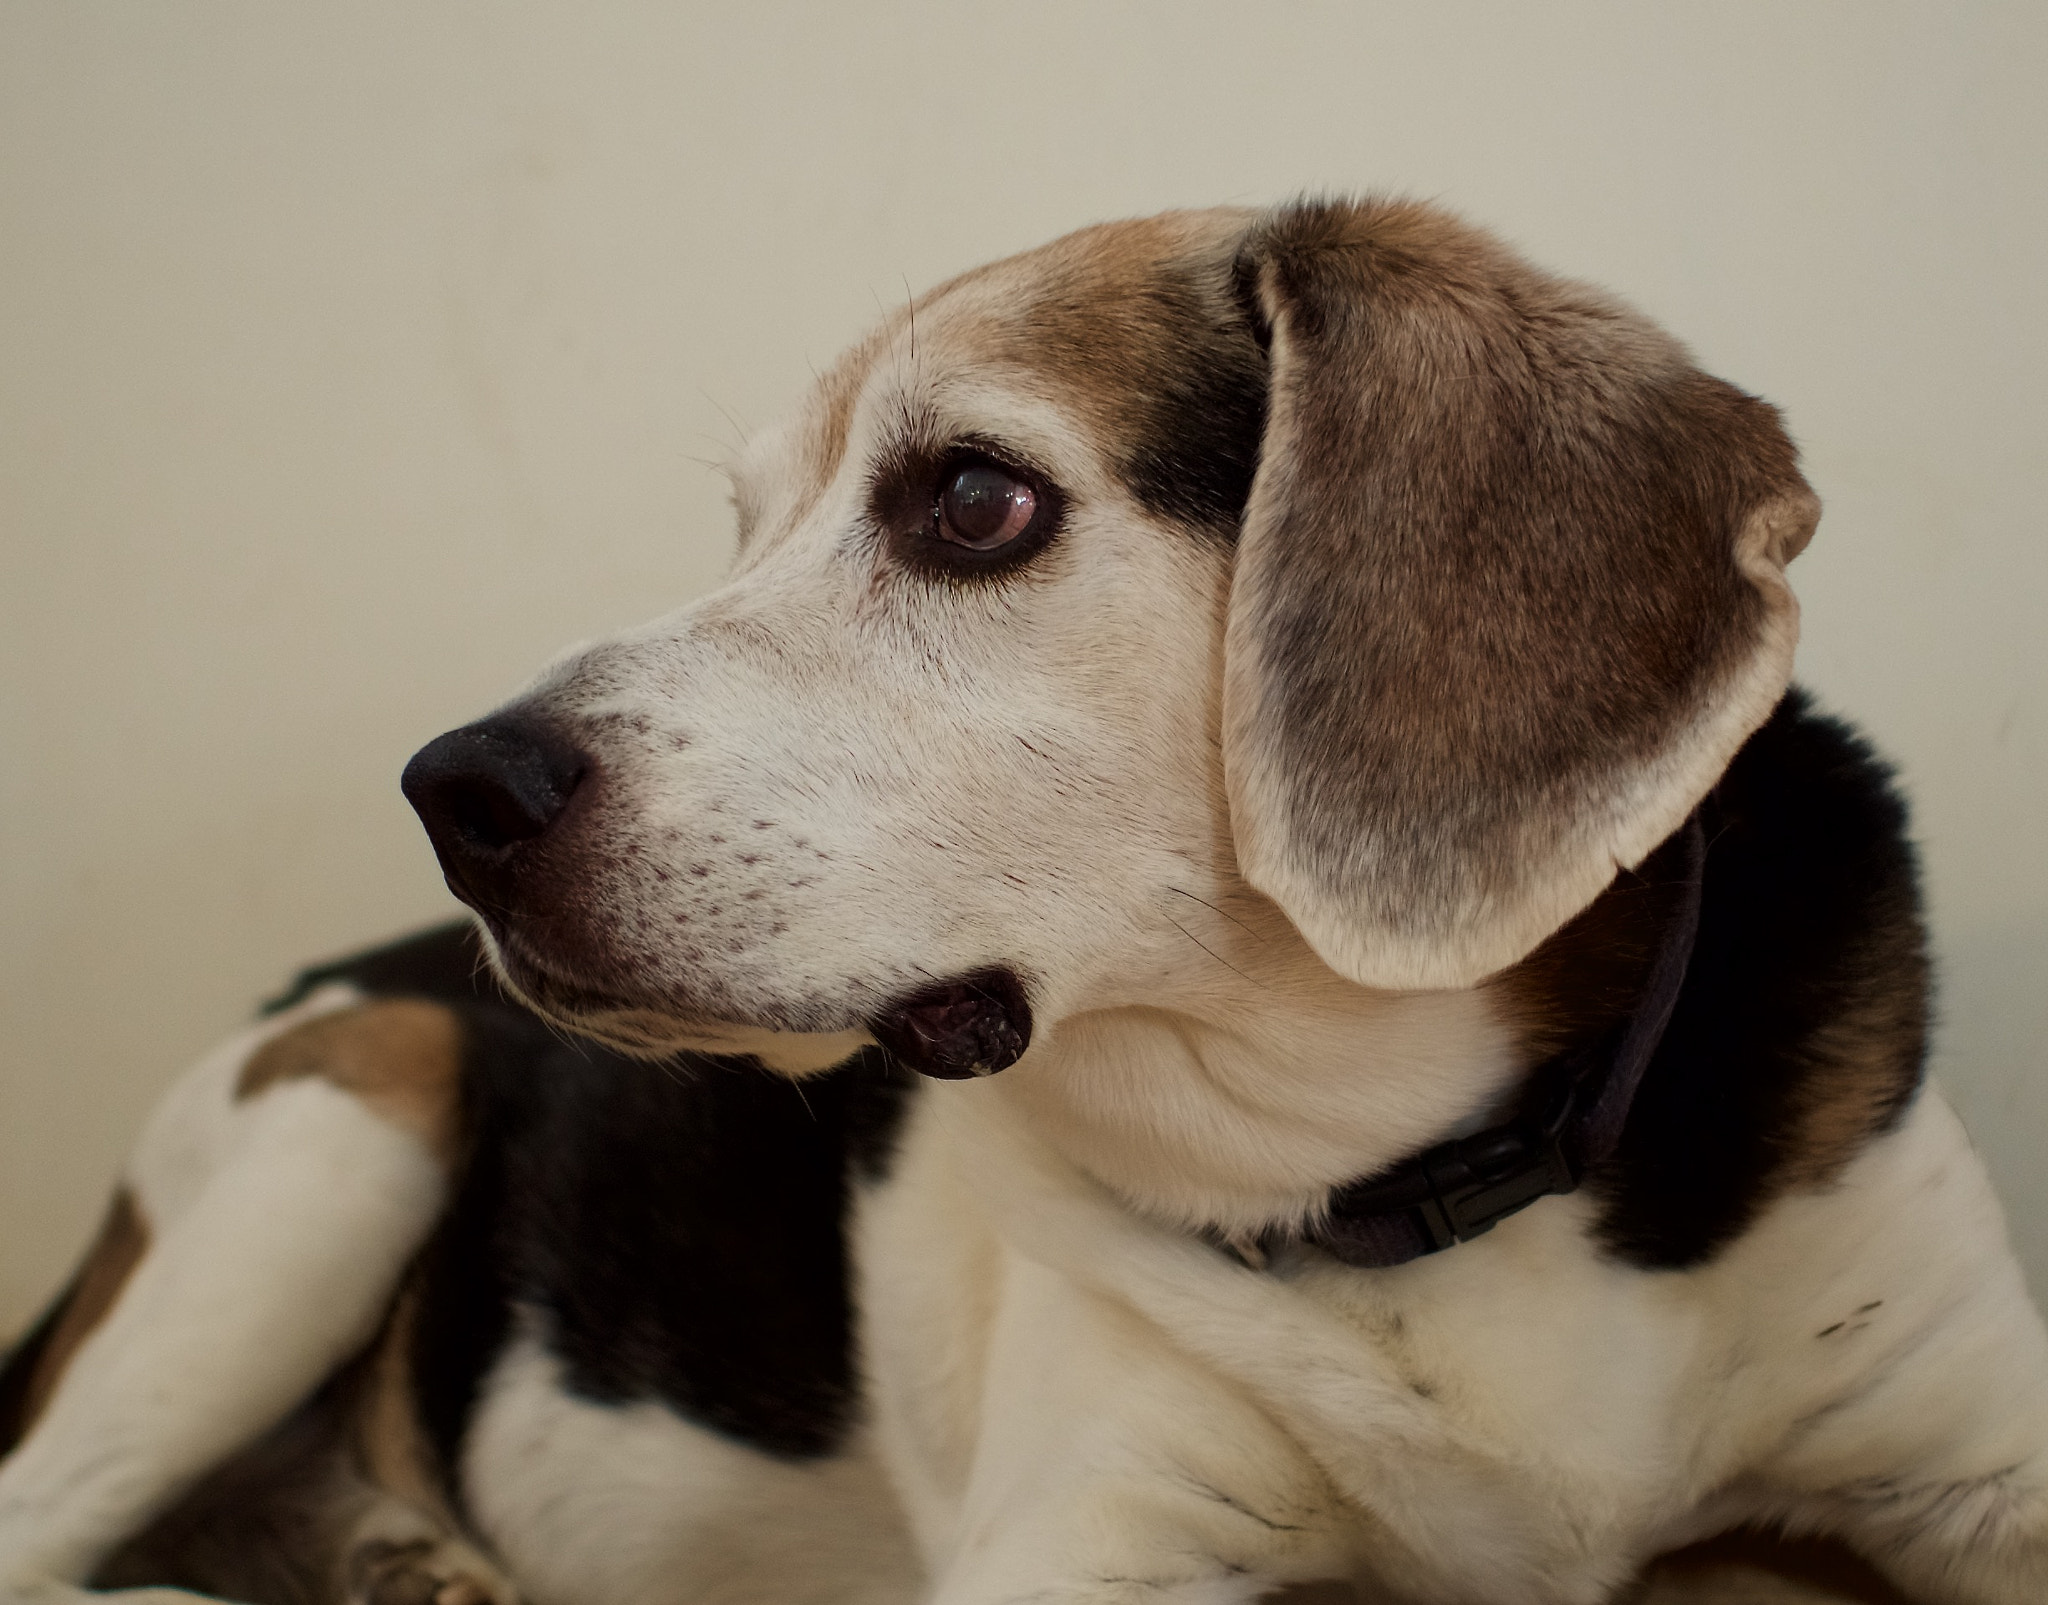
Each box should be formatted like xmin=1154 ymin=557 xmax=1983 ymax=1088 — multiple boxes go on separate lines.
xmin=3 ymin=2 xmax=2045 ymax=1339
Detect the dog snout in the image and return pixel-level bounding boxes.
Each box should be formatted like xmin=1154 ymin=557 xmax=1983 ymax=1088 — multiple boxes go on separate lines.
xmin=402 ymin=713 xmax=590 ymax=904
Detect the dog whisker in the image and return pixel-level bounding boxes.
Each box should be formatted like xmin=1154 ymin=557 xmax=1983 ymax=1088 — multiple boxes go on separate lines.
xmin=1163 ymin=911 xmax=1261 ymax=989
xmin=1165 ymin=885 xmax=1268 ymax=945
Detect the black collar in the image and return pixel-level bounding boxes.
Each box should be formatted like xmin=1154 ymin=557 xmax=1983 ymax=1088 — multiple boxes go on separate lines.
xmin=1274 ymin=810 xmax=1707 ymax=1270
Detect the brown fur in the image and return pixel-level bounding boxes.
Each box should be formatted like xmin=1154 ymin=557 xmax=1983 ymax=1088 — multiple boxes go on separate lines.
xmin=9 ymin=202 xmax=1937 ymax=1604
xmin=96 ymin=1322 xmax=479 ymax=1605
xmin=1782 ymin=908 xmax=1930 ymax=1191
xmin=349 ymin=1282 xmax=453 ymax=1531
xmin=1222 ymin=197 xmax=1815 ymax=987
xmin=1259 ymin=1534 xmax=1911 ymax=1605
xmin=92 ymin=1218 xmax=470 ymax=1602
xmin=1487 ymin=833 xmax=1693 ymax=1072
xmin=928 ymin=213 xmax=1231 ymax=419
xmin=5 ymin=1190 xmax=149 ymax=1444
xmin=238 ymin=1000 xmax=466 ymax=1159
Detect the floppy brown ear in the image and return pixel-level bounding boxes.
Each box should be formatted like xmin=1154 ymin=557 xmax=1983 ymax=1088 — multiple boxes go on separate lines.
xmin=1223 ymin=199 xmax=1817 ymax=991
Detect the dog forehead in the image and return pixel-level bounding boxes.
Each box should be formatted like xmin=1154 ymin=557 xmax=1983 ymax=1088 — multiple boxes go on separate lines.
xmin=732 ymin=207 xmax=1267 ymax=544
xmin=917 ymin=206 xmax=1253 ymax=350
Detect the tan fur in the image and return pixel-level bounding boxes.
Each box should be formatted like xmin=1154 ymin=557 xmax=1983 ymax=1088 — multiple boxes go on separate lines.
xmin=1486 ymin=841 xmax=1690 ymax=1069
xmin=11 ymin=1191 xmax=148 ymax=1440
xmin=924 ymin=211 xmax=1245 ymax=426
xmin=237 ymin=999 xmax=466 ymax=1159
xmin=1786 ymin=967 xmax=1929 ymax=1190
xmin=350 ymin=1282 xmax=453 ymax=1530
xmin=1492 ymin=727 xmax=1927 ymax=1211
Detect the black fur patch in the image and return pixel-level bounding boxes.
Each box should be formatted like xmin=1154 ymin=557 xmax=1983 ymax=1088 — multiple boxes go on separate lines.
xmin=1592 ymin=692 xmax=1930 ymax=1267
xmin=1115 ymin=271 xmax=1268 ymax=534
xmin=452 ymin=1035 xmax=911 ymax=1459
xmin=0 ymin=1290 xmax=65 ymax=1455
xmin=271 ymin=922 xmax=914 ymax=1468
xmin=1002 ymin=256 xmax=1266 ymax=538
xmin=262 ymin=920 xmax=494 ymax=1016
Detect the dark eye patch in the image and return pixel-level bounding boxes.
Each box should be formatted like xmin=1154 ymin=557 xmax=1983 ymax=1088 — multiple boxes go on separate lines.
xmin=1113 ymin=276 xmax=1269 ymax=535
xmin=1000 ymin=264 xmax=1270 ymax=539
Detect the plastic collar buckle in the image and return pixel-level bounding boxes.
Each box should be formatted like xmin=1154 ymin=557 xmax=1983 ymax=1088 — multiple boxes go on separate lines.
xmin=1410 ymin=1120 xmax=1579 ymax=1252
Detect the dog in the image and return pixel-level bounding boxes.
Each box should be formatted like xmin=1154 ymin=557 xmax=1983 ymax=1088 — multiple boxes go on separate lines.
xmin=5 ymin=197 xmax=2046 ymax=1605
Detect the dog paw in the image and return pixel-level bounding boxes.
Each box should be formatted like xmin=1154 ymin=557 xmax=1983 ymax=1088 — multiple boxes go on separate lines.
xmin=344 ymin=1538 xmax=516 ymax=1605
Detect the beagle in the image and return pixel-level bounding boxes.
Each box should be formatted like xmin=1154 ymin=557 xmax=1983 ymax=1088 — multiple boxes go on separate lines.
xmin=5 ymin=198 xmax=2045 ymax=1605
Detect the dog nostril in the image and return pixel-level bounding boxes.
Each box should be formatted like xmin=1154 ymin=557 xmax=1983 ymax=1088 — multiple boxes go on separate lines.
xmin=401 ymin=716 xmax=589 ymax=861
xmin=432 ymin=772 xmax=559 ymax=851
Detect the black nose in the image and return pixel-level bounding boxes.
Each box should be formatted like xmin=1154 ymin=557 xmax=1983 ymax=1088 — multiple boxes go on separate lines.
xmin=402 ymin=715 xmax=589 ymax=893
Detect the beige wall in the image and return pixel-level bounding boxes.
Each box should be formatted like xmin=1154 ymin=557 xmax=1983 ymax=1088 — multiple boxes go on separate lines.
xmin=4 ymin=1 xmax=2045 ymax=1336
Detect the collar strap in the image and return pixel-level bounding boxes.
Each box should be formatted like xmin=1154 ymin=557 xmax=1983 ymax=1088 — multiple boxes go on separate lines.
xmin=1288 ymin=810 xmax=1708 ymax=1269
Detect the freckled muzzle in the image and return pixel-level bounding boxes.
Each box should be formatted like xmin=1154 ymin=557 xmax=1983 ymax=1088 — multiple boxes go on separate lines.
xmin=870 ymin=970 xmax=1032 ymax=1079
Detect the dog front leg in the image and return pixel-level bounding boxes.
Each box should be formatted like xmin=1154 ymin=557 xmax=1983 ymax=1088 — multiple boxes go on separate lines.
xmin=1773 ymin=1328 xmax=2048 ymax=1605
xmin=920 ymin=1251 xmax=1357 ymax=1605
xmin=0 ymin=991 xmax=459 ymax=1604
xmin=917 ymin=1101 xmax=1625 ymax=1605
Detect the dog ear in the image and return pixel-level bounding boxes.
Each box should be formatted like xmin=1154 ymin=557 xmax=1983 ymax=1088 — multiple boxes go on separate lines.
xmin=1222 ymin=199 xmax=1817 ymax=991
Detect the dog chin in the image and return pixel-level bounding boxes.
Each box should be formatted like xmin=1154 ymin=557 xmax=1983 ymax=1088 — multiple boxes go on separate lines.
xmin=471 ymin=930 xmax=854 ymax=1071
xmin=521 ymin=984 xmax=873 ymax=1074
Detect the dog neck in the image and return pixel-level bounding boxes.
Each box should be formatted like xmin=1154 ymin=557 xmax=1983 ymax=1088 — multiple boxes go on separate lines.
xmin=972 ymin=835 xmax=1698 ymax=1242
xmin=979 ymin=934 xmax=1524 ymax=1241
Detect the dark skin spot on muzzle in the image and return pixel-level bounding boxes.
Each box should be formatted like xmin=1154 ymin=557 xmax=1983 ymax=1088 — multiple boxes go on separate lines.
xmin=871 ymin=969 xmax=1032 ymax=1079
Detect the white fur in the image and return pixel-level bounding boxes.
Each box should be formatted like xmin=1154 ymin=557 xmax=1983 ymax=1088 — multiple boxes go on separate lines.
xmin=856 ymin=1082 xmax=2048 ymax=1603
xmin=462 ymin=1331 xmax=918 ymax=1605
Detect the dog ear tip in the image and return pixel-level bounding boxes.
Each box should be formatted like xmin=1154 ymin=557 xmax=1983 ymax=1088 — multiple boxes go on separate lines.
xmin=1772 ymin=484 xmax=1824 ymax=565
xmin=1321 ymin=943 xmax=1512 ymax=996
xmin=1250 ymin=881 xmax=1521 ymax=995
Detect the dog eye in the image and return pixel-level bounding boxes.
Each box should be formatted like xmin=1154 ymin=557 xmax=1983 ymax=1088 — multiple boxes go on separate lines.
xmin=936 ymin=463 xmax=1038 ymax=551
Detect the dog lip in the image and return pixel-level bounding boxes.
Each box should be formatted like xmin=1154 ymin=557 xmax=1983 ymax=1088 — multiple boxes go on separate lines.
xmin=489 ymin=931 xmax=829 ymax=1050
xmin=489 ymin=931 xmax=648 ymax=1019
xmin=870 ymin=968 xmax=1032 ymax=1080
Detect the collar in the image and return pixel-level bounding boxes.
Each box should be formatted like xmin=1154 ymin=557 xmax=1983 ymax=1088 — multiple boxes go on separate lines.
xmin=1270 ymin=809 xmax=1707 ymax=1270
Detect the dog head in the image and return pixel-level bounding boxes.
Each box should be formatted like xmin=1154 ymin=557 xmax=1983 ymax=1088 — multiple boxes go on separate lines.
xmin=403 ymin=198 xmax=1814 ymax=1077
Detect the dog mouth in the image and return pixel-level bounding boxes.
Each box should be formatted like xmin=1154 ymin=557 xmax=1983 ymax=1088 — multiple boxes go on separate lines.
xmin=482 ymin=931 xmax=721 ymax=1053
xmin=869 ymin=969 xmax=1033 ymax=1079
xmin=486 ymin=931 xmax=626 ymax=1013
xmin=491 ymin=925 xmax=1033 ymax=1078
